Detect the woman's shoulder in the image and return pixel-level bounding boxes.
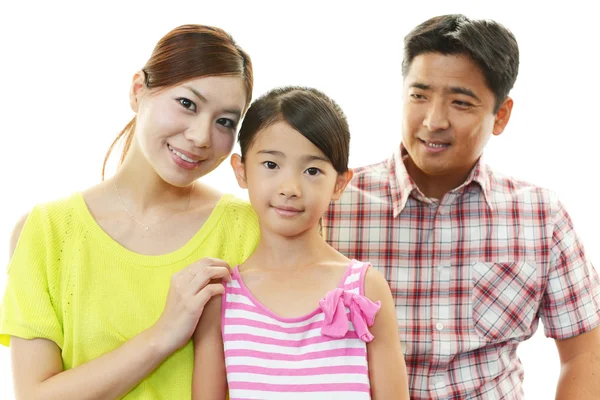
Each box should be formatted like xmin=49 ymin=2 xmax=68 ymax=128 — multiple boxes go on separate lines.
xmin=9 ymin=192 xmax=83 ymax=258
xmin=214 ymin=192 xmax=257 ymax=222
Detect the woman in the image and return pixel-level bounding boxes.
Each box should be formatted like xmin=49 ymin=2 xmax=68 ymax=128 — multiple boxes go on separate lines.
xmin=0 ymin=24 xmax=259 ymax=399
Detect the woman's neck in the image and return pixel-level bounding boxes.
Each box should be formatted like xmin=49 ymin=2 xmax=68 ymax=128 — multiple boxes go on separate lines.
xmin=114 ymin=144 xmax=195 ymax=213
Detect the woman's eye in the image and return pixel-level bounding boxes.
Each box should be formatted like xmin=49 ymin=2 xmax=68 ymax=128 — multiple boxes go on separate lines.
xmin=263 ymin=161 xmax=278 ymax=169
xmin=177 ymin=98 xmax=196 ymax=111
xmin=305 ymin=167 xmax=321 ymax=176
xmin=217 ymin=118 xmax=236 ymax=129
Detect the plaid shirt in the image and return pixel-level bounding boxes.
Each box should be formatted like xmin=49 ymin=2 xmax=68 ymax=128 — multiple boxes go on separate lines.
xmin=323 ymin=147 xmax=600 ymax=400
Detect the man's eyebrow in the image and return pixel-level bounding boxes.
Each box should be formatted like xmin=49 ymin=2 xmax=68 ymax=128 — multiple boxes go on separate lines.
xmin=184 ymin=86 xmax=242 ymax=117
xmin=449 ymin=86 xmax=480 ymax=102
xmin=410 ymin=83 xmax=430 ymax=91
xmin=410 ymin=82 xmax=481 ymax=102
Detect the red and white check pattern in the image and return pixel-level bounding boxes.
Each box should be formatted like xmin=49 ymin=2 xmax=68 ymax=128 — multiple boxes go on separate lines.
xmin=323 ymin=147 xmax=600 ymax=399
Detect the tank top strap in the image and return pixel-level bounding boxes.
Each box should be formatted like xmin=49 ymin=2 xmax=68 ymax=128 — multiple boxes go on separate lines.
xmin=338 ymin=259 xmax=371 ymax=295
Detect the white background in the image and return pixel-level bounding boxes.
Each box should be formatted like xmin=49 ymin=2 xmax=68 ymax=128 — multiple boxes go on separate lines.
xmin=0 ymin=1 xmax=598 ymax=398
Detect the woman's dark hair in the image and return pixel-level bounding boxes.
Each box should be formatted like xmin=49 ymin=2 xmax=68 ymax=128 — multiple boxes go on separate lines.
xmin=238 ymin=86 xmax=350 ymax=173
xmin=102 ymin=24 xmax=253 ymax=179
xmin=402 ymin=14 xmax=519 ymax=112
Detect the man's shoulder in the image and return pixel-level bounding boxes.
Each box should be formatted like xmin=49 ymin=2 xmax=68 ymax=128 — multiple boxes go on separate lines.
xmin=486 ymin=165 xmax=561 ymax=211
xmin=347 ymin=158 xmax=393 ymax=193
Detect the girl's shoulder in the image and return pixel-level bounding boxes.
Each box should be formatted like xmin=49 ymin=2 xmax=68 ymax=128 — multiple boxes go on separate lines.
xmin=340 ymin=259 xmax=388 ymax=301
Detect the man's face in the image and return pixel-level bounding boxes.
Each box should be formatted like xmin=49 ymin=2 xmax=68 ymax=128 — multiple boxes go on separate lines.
xmin=402 ymin=53 xmax=512 ymax=181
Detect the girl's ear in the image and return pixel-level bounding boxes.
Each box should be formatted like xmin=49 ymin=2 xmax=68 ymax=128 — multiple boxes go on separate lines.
xmin=230 ymin=154 xmax=248 ymax=189
xmin=331 ymin=169 xmax=353 ymax=201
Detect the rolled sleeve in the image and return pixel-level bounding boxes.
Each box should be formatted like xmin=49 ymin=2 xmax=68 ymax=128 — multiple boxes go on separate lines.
xmin=540 ymin=201 xmax=600 ymax=339
xmin=0 ymin=206 xmax=64 ymax=348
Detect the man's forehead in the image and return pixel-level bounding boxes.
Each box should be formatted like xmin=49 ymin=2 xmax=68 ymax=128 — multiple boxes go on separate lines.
xmin=404 ymin=54 xmax=488 ymax=93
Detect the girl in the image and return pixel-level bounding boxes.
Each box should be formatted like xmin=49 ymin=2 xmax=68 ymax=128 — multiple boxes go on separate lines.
xmin=193 ymin=87 xmax=409 ymax=399
xmin=1 ymin=25 xmax=259 ymax=399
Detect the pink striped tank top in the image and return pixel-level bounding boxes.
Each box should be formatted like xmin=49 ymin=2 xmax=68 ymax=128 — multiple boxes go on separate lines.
xmin=221 ymin=260 xmax=381 ymax=400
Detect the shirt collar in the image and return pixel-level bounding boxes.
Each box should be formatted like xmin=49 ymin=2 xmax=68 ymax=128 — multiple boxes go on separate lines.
xmin=389 ymin=144 xmax=494 ymax=217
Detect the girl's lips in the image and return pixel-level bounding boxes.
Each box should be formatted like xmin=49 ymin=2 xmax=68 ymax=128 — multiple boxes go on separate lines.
xmin=272 ymin=206 xmax=303 ymax=218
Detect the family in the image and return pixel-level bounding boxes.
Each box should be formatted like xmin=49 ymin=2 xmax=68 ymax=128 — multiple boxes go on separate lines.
xmin=1 ymin=14 xmax=599 ymax=400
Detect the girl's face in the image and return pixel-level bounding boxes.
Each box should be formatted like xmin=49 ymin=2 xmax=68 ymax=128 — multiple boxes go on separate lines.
xmin=130 ymin=73 xmax=247 ymax=187
xmin=232 ymin=121 xmax=352 ymax=238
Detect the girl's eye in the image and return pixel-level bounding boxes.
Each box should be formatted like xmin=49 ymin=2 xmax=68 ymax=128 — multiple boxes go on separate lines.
xmin=305 ymin=167 xmax=322 ymax=176
xmin=263 ymin=161 xmax=278 ymax=170
xmin=177 ymin=98 xmax=196 ymax=111
xmin=217 ymin=118 xmax=236 ymax=129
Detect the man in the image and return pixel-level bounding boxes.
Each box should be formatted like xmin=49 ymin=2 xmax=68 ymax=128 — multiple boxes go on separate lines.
xmin=324 ymin=14 xmax=600 ymax=399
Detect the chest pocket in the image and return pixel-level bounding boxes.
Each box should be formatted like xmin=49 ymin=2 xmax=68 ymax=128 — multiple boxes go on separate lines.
xmin=471 ymin=261 xmax=538 ymax=342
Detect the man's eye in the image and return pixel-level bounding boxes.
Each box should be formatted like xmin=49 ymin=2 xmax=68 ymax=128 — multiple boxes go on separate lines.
xmin=454 ymin=100 xmax=473 ymax=108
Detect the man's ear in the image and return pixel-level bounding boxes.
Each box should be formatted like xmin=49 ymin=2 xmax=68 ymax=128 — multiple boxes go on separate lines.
xmin=492 ymin=96 xmax=514 ymax=136
xmin=230 ymin=153 xmax=248 ymax=189
xmin=129 ymin=71 xmax=147 ymax=113
xmin=331 ymin=169 xmax=353 ymax=201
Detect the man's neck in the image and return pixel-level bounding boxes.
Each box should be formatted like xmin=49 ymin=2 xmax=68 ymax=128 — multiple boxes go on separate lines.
xmin=404 ymin=157 xmax=475 ymax=200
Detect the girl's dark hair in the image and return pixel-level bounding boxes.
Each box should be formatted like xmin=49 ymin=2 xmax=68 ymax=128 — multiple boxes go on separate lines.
xmin=402 ymin=14 xmax=519 ymax=112
xmin=238 ymin=86 xmax=350 ymax=173
xmin=102 ymin=24 xmax=253 ymax=180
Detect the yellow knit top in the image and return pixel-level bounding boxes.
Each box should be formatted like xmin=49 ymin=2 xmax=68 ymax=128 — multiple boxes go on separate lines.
xmin=0 ymin=192 xmax=259 ymax=399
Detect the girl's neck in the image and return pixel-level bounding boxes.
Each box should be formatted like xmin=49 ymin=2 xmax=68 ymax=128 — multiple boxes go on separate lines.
xmin=248 ymin=225 xmax=340 ymax=272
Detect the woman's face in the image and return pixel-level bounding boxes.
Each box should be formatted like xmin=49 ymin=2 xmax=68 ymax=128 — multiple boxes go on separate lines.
xmin=131 ymin=74 xmax=247 ymax=187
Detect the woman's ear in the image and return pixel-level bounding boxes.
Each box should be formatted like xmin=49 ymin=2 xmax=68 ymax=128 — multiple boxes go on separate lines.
xmin=331 ymin=169 xmax=353 ymax=201
xmin=129 ymin=71 xmax=147 ymax=113
xmin=230 ymin=154 xmax=248 ymax=189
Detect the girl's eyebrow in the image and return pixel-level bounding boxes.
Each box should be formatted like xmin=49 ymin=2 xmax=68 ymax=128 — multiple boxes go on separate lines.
xmin=303 ymin=155 xmax=329 ymax=163
xmin=257 ymin=150 xmax=285 ymax=157
xmin=257 ymin=150 xmax=329 ymax=163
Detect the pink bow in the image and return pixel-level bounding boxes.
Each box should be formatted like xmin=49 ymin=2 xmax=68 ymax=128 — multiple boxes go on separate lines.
xmin=319 ymin=288 xmax=381 ymax=343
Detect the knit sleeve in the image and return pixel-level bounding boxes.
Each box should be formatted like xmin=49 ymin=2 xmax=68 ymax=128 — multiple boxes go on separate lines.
xmin=0 ymin=205 xmax=64 ymax=348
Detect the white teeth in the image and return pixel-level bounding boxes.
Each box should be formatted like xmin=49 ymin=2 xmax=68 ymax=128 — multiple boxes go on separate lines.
xmin=427 ymin=142 xmax=448 ymax=148
xmin=168 ymin=145 xmax=199 ymax=163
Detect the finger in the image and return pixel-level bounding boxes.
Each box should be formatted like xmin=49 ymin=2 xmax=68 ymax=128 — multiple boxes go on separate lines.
xmin=185 ymin=261 xmax=231 ymax=282
xmin=195 ymin=257 xmax=231 ymax=270
xmin=193 ymin=283 xmax=225 ymax=309
xmin=188 ymin=266 xmax=232 ymax=293
xmin=177 ymin=258 xmax=230 ymax=280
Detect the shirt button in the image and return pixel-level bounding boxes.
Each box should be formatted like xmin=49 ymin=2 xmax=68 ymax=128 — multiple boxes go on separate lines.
xmin=436 ymin=322 xmax=444 ymax=331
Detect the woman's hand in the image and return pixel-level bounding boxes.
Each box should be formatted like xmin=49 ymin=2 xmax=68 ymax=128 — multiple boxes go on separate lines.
xmin=151 ymin=257 xmax=232 ymax=354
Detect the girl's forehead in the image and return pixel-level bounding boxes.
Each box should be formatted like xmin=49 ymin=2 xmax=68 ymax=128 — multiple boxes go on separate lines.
xmin=249 ymin=121 xmax=328 ymax=160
